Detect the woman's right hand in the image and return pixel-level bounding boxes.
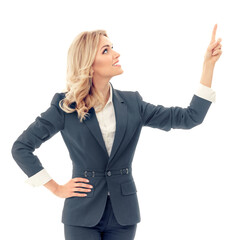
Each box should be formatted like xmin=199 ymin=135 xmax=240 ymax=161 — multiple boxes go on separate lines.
xmin=53 ymin=177 xmax=93 ymax=198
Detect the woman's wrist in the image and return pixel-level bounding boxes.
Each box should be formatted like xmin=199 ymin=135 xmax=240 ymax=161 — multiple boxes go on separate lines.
xmin=200 ymin=61 xmax=215 ymax=88
xmin=44 ymin=179 xmax=59 ymax=194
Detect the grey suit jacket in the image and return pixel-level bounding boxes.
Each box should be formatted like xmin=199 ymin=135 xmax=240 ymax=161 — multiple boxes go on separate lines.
xmin=11 ymin=82 xmax=212 ymax=227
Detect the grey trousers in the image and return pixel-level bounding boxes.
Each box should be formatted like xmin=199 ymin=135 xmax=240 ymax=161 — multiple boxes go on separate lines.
xmin=64 ymin=195 xmax=137 ymax=240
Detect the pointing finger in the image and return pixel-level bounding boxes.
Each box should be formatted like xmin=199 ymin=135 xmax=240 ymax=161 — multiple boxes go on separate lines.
xmin=211 ymin=24 xmax=217 ymax=44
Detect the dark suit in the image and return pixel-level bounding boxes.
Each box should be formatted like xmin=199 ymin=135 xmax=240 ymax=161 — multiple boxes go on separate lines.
xmin=11 ymin=82 xmax=212 ymax=227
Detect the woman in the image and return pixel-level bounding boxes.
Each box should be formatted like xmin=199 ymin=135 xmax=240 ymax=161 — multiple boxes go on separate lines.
xmin=11 ymin=24 xmax=222 ymax=240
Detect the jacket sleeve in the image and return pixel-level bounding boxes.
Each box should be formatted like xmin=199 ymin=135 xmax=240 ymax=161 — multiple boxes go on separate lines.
xmin=11 ymin=93 xmax=65 ymax=187
xmin=135 ymin=86 xmax=214 ymax=131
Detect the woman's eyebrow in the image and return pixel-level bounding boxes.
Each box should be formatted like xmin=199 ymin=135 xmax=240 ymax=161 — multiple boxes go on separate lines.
xmin=101 ymin=44 xmax=113 ymax=50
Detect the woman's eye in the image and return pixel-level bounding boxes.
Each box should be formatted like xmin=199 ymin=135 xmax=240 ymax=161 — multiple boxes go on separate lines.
xmin=103 ymin=46 xmax=113 ymax=54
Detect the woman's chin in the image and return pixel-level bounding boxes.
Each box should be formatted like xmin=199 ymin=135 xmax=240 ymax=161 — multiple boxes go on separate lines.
xmin=113 ymin=69 xmax=124 ymax=76
xmin=117 ymin=70 xmax=124 ymax=76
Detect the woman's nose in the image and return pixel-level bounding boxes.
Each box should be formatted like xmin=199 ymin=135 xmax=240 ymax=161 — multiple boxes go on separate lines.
xmin=114 ymin=52 xmax=120 ymax=59
xmin=113 ymin=50 xmax=120 ymax=58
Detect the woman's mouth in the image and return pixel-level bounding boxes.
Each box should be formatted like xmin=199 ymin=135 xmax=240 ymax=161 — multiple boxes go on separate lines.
xmin=113 ymin=61 xmax=121 ymax=67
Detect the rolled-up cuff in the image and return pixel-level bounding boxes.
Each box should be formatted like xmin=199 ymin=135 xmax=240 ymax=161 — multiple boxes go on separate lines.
xmin=195 ymin=83 xmax=216 ymax=103
xmin=25 ymin=169 xmax=52 ymax=187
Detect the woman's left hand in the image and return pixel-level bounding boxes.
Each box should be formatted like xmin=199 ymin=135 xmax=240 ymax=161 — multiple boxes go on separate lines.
xmin=204 ymin=24 xmax=223 ymax=65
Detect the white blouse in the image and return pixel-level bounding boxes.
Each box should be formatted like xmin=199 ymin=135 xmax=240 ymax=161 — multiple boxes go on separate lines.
xmin=25 ymin=82 xmax=216 ymax=195
xmin=94 ymin=82 xmax=116 ymax=158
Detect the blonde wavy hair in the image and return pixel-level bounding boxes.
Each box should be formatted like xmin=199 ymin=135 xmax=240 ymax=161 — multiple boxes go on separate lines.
xmin=59 ymin=30 xmax=109 ymax=122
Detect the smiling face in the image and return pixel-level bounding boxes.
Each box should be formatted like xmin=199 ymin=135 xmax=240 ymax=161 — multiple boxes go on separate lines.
xmin=92 ymin=35 xmax=123 ymax=83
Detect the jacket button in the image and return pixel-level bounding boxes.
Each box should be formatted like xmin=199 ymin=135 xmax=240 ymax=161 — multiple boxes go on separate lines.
xmin=107 ymin=171 xmax=111 ymax=176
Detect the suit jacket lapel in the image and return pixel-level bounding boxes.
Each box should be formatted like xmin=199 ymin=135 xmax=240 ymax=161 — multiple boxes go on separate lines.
xmin=108 ymin=84 xmax=127 ymax=163
xmin=83 ymin=107 xmax=109 ymax=157
xmin=83 ymin=83 xmax=128 ymax=163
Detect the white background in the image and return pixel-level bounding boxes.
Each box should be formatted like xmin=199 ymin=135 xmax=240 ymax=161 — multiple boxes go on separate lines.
xmin=1 ymin=0 xmax=240 ymax=239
